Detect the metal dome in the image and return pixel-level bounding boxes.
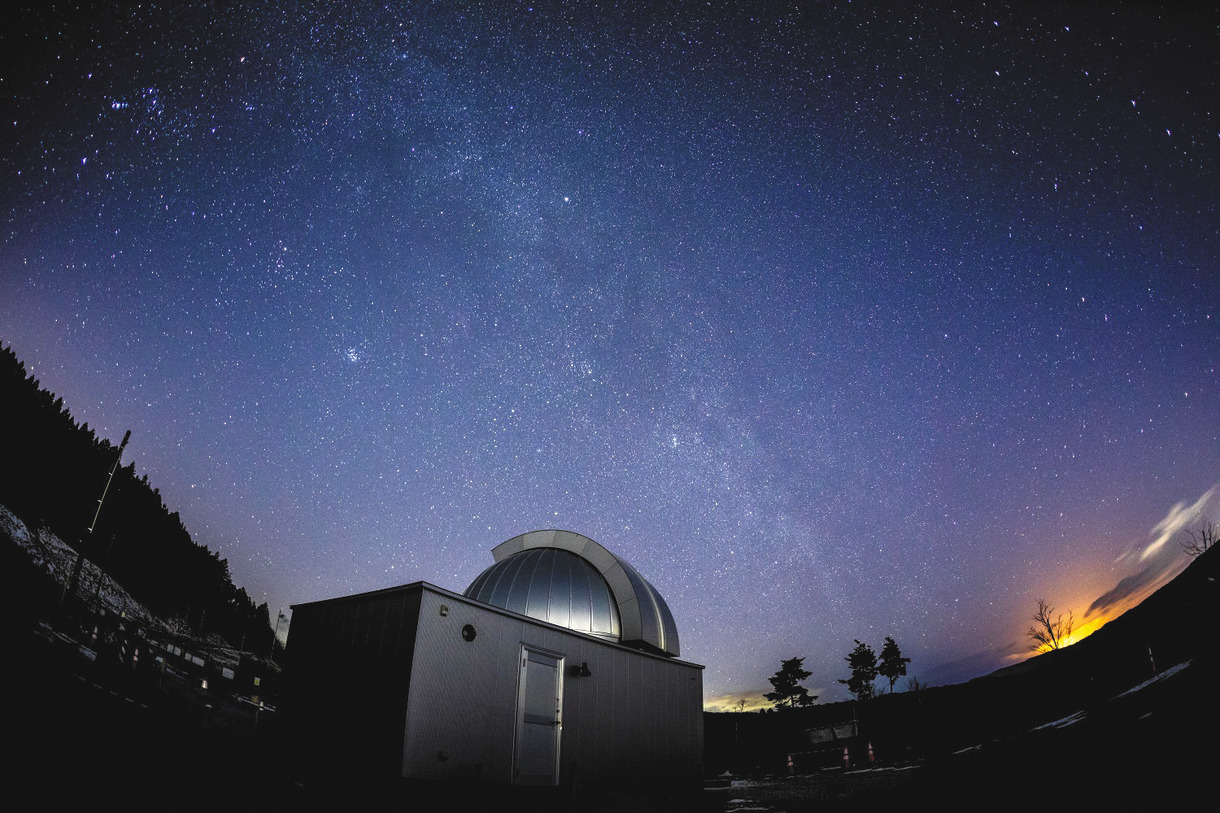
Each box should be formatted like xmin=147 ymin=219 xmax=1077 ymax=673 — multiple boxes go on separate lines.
xmin=463 ymin=530 xmax=681 ymax=657
xmin=464 ymin=547 xmax=622 ymax=641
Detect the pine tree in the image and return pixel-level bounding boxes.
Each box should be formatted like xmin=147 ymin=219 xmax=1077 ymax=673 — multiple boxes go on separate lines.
xmin=878 ymin=636 xmax=911 ymax=693
xmin=764 ymin=657 xmax=817 ymax=709
xmin=839 ymin=640 xmax=878 ymax=700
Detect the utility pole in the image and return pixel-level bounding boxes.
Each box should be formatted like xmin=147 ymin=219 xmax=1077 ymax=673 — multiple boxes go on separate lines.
xmin=61 ymin=430 xmax=131 ymax=605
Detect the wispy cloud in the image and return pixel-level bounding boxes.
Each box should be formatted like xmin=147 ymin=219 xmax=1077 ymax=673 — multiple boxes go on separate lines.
xmin=1136 ymin=487 xmax=1216 ymax=563
xmin=1087 ymin=485 xmax=1218 ymax=619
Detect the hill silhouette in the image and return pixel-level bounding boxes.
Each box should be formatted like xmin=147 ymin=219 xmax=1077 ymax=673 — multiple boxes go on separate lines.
xmin=0 ymin=342 xmax=276 ymax=652
xmin=706 ymin=543 xmax=1219 ymax=806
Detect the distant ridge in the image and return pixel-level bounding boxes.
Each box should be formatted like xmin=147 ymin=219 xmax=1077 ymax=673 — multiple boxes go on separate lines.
xmin=705 ymin=541 xmax=1219 ymax=795
xmin=982 ymin=542 xmax=1219 ymax=686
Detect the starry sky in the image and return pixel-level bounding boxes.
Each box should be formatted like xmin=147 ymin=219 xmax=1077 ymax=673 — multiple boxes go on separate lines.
xmin=2 ymin=1 xmax=1217 ymax=707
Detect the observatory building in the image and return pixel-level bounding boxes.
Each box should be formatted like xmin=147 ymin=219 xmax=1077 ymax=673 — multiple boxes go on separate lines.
xmin=286 ymin=530 xmax=704 ymax=790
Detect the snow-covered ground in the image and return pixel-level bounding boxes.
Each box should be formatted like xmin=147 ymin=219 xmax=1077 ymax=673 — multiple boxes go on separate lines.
xmin=1114 ymin=659 xmax=1192 ymax=698
xmin=1 ymin=502 xmax=162 ymax=628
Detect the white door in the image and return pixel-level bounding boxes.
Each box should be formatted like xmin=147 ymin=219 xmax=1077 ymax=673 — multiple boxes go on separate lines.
xmin=515 ymin=647 xmax=563 ymax=785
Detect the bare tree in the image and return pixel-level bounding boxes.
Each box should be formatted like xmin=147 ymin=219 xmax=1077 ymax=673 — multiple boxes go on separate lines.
xmin=1181 ymin=522 xmax=1218 ymax=557
xmin=1027 ymin=598 xmax=1074 ymax=651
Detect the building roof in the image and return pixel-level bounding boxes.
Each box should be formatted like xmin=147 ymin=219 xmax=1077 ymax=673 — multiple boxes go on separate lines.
xmin=463 ymin=530 xmax=681 ymax=657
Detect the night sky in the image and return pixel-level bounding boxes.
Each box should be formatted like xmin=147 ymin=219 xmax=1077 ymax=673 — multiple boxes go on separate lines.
xmin=2 ymin=2 xmax=1217 ymax=707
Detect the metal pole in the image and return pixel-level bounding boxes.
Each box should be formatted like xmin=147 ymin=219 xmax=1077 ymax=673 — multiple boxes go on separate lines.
xmin=61 ymin=430 xmax=131 ymax=605
xmin=89 ymin=430 xmax=131 ymax=534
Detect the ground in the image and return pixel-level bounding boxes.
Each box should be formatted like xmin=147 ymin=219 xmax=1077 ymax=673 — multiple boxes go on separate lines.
xmin=6 ymin=607 xmax=1215 ymax=811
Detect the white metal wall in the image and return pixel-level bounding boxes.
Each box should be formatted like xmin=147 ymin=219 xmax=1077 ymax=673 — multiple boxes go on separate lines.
xmin=401 ymin=585 xmax=703 ymax=787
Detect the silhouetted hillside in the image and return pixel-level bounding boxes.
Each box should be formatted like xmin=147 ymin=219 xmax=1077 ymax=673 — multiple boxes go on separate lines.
xmin=1 ymin=342 xmax=276 ymax=652
xmin=706 ymin=543 xmax=1220 ymax=787
xmin=985 ymin=542 xmax=1219 ymax=687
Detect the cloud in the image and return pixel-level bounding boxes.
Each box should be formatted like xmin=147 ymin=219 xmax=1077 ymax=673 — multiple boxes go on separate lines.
xmin=922 ymin=646 xmax=1013 ymax=688
xmin=1087 ymin=485 xmax=1218 ymax=619
xmin=1135 ymin=486 xmax=1216 ymax=563
xmin=1085 ymin=563 xmax=1170 ymax=618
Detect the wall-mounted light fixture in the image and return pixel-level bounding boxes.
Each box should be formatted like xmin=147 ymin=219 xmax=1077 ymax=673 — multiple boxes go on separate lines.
xmin=568 ymin=662 xmax=591 ymax=678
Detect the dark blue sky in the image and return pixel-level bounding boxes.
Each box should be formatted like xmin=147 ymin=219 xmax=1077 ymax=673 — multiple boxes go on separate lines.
xmin=3 ymin=1 xmax=1216 ymax=705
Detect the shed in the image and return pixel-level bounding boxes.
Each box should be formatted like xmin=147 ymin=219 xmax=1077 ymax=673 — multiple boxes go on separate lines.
xmin=285 ymin=530 xmax=704 ymax=792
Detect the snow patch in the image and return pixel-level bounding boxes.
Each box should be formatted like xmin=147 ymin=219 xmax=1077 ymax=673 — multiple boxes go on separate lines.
xmin=1114 ymin=660 xmax=1192 ymax=698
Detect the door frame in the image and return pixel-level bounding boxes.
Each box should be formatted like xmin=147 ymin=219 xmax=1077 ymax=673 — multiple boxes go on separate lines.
xmin=513 ymin=643 xmax=565 ymax=785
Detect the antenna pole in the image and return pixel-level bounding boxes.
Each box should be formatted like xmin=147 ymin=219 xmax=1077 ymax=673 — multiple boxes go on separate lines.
xmin=89 ymin=430 xmax=131 ymax=533
xmin=61 ymin=430 xmax=131 ymax=605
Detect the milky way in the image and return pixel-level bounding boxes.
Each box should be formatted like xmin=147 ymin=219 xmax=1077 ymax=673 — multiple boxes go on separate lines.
xmin=2 ymin=2 xmax=1217 ymax=705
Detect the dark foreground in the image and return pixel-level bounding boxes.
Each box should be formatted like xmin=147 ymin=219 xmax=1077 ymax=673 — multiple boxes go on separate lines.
xmin=708 ymin=652 xmax=1218 ymax=810
xmin=7 ymin=607 xmax=1214 ymax=813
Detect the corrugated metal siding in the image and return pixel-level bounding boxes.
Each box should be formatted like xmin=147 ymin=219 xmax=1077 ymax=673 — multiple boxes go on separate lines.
xmin=289 ymin=581 xmax=702 ymax=788
xmin=401 ymin=586 xmax=702 ymax=786
xmin=402 ymin=588 xmax=523 ymax=783
xmin=285 ymin=585 xmax=424 ymax=781
xmin=465 ymin=547 xmax=622 ymax=641
xmin=486 ymin=531 xmax=682 ymax=656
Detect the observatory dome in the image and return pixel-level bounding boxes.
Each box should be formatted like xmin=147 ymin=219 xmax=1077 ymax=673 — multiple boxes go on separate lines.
xmin=464 ymin=530 xmax=681 ymax=657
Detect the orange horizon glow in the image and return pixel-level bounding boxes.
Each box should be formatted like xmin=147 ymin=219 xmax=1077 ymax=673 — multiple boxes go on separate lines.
xmin=1017 ymin=612 xmax=1110 ymax=659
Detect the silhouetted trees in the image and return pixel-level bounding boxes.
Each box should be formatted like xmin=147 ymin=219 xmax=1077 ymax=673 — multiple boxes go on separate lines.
xmin=765 ymin=657 xmax=817 ymax=709
xmin=0 ymin=342 xmax=276 ymax=653
xmin=1027 ymin=598 xmax=1074 ymax=651
xmin=840 ymin=640 xmax=879 ymax=700
xmin=838 ymin=636 xmax=914 ymax=699
xmin=878 ymin=635 xmax=911 ymax=693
